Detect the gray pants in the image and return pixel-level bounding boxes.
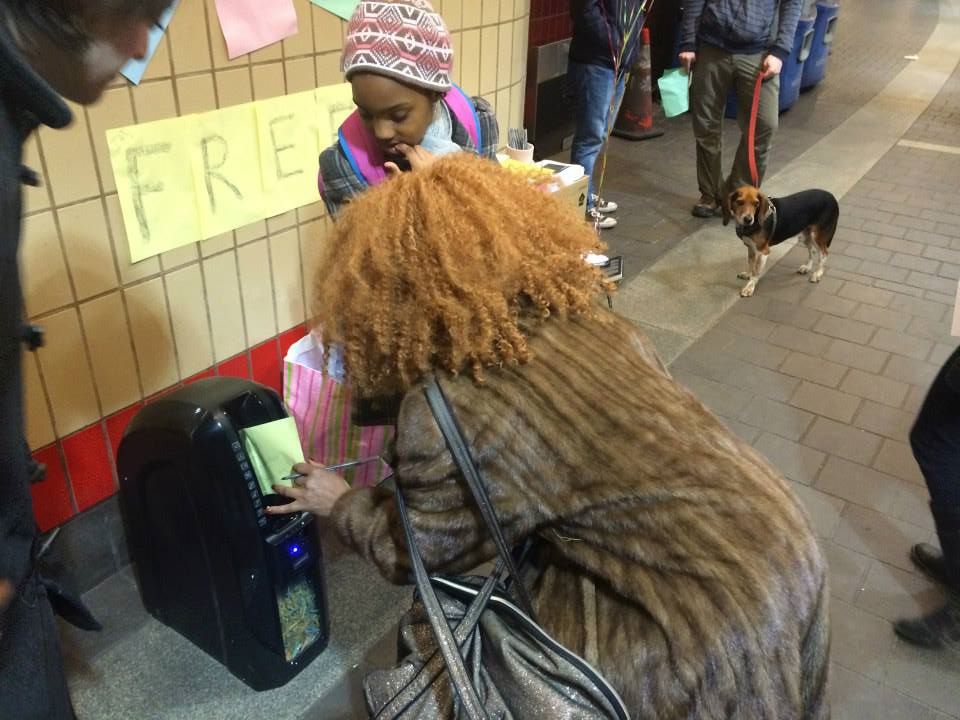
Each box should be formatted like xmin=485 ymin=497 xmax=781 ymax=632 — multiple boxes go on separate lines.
xmin=691 ymin=44 xmax=780 ymax=202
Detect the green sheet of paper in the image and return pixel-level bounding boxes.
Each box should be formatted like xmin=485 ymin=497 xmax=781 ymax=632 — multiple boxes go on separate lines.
xmin=240 ymin=417 xmax=305 ymax=496
xmin=308 ymin=0 xmax=359 ymax=21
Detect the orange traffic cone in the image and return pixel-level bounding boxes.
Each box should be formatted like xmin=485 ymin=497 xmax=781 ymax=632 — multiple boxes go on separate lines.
xmin=613 ymin=27 xmax=664 ymax=141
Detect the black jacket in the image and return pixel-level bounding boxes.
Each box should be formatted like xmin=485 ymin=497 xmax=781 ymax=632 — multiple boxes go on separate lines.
xmin=0 ymin=13 xmax=69 ymax=616
xmin=569 ymin=0 xmax=641 ymax=70
xmin=0 ymin=23 xmax=78 ymax=720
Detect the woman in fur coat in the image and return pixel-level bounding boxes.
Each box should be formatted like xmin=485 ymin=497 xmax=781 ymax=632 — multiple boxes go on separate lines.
xmin=269 ymin=155 xmax=830 ymax=718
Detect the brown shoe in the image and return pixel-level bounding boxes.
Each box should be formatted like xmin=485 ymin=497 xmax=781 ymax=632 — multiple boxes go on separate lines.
xmin=692 ymin=194 xmax=721 ymax=218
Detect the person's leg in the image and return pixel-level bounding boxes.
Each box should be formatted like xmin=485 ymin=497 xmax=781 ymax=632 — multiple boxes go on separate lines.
xmin=569 ymin=61 xmax=621 ymax=212
xmin=728 ymin=51 xmax=780 ymax=193
xmin=0 ymin=572 xmax=76 ymax=719
xmin=894 ymin=346 xmax=960 ymax=649
xmin=690 ymin=44 xmax=735 ymax=214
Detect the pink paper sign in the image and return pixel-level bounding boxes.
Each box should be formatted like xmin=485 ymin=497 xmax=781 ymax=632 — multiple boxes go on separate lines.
xmin=214 ymin=0 xmax=298 ymax=59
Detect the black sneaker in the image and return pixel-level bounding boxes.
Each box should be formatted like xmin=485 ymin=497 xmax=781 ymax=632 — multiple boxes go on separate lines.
xmin=590 ymin=194 xmax=618 ymax=214
xmin=911 ymin=542 xmax=950 ymax=587
xmin=587 ymin=208 xmax=617 ymax=230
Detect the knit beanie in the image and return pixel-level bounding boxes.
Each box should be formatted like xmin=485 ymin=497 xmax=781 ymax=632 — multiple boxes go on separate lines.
xmin=341 ymin=0 xmax=453 ymax=93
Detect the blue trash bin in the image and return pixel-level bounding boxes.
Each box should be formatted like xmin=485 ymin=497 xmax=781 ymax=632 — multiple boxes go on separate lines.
xmin=801 ymin=1 xmax=840 ymax=89
xmin=779 ymin=15 xmax=816 ymax=111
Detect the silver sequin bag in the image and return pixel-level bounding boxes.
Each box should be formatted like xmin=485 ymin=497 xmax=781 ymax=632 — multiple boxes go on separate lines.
xmin=362 ymin=378 xmax=630 ymax=720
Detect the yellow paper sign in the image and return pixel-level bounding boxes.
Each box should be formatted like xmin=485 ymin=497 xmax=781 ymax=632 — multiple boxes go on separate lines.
xmin=107 ymin=85 xmax=354 ymax=263
xmin=315 ymin=83 xmax=357 ymax=149
xmin=108 ymin=116 xmax=202 ymax=262
xmin=257 ymin=92 xmax=322 ymax=218
xmin=192 ymin=103 xmax=266 ymax=239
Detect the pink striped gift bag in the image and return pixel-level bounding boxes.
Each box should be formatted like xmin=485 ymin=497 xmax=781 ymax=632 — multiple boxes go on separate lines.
xmin=282 ymin=332 xmax=393 ymax=488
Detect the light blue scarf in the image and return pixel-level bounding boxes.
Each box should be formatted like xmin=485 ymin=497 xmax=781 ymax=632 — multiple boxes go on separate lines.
xmin=418 ymin=101 xmax=464 ymax=157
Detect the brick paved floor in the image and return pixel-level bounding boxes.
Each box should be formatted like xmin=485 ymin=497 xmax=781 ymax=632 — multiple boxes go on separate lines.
xmin=666 ymin=33 xmax=960 ymax=719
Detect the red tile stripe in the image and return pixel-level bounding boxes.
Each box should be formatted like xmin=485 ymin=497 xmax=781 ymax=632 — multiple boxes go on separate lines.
xmin=30 ymin=445 xmax=75 ymax=533
xmin=62 ymin=424 xmax=116 ymax=513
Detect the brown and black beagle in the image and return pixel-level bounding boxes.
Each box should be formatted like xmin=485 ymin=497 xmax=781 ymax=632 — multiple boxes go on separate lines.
xmin=723 ymin=186 xmax=840 ymax=297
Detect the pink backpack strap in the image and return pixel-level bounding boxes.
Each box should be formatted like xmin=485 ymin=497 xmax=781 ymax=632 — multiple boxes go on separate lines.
xmin=338 ymin=110 xmax=388 ymax=189
xmin=336 ymin=84 xmax=482 ymax=189
xmin=443 ymin=84 xmax=482 ymax=150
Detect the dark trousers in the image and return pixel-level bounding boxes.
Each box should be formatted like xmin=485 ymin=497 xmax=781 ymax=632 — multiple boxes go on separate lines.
xmin=691 ymin=43 xmax=780 ymax=201
xmin=0 ymin=572 xmax=75 ymax=719
xmin=910 ymin=345 xmax=960 ymax=583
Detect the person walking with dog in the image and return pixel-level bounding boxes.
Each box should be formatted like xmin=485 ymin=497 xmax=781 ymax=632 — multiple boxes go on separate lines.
xmin=679 ymin=0 xmax=803 ymax=218
xmin=0 ymin=2 xmax=173 ymax=717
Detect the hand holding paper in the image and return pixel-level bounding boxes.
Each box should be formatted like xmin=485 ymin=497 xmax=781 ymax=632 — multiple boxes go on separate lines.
xmin=267 ymin=462 xmax=350 ymax=517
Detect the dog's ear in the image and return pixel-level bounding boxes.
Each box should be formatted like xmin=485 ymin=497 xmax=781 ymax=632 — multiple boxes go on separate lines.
xmin=722 ymin=190 xmax=738 ymax=226
xmin=758 ymin=190 xmax=770 ymax=221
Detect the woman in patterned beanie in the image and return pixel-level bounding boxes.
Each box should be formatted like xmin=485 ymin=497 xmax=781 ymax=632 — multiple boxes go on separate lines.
xmin=318 ymin=0 xmax=499 ymax=216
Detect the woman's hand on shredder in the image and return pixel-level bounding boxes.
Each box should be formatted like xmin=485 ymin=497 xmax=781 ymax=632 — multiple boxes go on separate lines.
xmin=268 ymin=462 xmax=349 ymax=517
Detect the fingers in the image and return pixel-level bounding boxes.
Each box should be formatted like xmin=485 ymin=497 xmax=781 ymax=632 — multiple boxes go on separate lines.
xmin=265 ymin=499 xmax=305 ymax=515
xmin=272 ymin=483 xmax=304 ymax=500
xmin=292 ymin=462 xmax=312 ymax=475
xmin=384 ymin=162 xmax=400 ymax=176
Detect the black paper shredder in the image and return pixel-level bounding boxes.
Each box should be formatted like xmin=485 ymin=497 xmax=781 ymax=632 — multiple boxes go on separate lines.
xmin=117 ymin=377 xmax=329 ymax=690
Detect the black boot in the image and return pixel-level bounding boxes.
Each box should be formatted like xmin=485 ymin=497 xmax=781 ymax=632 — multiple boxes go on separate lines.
xmin=894 ymin=596 xmax=960 ymax=649
xmin=910 ymin=542 xmax=949 ymax=587
xmin=895 ymin=503 xmax=960 ymax=649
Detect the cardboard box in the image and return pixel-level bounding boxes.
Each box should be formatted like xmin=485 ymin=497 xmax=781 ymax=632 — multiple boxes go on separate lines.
xmin=551 ymin=175 xmax=589 ymax=215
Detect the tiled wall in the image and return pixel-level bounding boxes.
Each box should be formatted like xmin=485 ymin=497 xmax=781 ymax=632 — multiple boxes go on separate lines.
xmin=528 ymin=0 xmax=572 ymax=47
xmin=27 ymin=0 xmax=531 ymax=534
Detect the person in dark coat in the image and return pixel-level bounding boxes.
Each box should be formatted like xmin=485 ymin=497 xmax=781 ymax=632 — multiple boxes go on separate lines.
xmin=894 ymin=348 xmax=960 ymax=649
xmin=0 ymin=2 xmax=171 ymax=717
xmin=567 ymin=0 xmax=642 ymax=230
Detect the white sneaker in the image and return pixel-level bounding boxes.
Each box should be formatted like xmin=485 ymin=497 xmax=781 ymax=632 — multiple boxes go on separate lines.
xmin=590 ymin=194 xmax=618 ymax=214
xmin=587 ymin=208 xmax=617 ymax=230
xmin=584 ymin=253 xmax=610 ymax=266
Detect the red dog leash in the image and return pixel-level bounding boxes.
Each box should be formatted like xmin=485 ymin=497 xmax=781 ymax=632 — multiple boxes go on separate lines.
xmin=746 ymin=70 xmax=765 ymax=188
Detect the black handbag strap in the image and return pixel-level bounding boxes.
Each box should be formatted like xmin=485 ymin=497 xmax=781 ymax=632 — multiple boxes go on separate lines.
xmin=394 ymin=487 xmax=490 ymax=720
xmin=424 ymin=376 xmax=537 ymax=619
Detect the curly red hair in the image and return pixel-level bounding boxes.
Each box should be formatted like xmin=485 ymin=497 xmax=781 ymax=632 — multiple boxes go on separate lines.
xmin=311 ymin=153 xmax=611 ymax=397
